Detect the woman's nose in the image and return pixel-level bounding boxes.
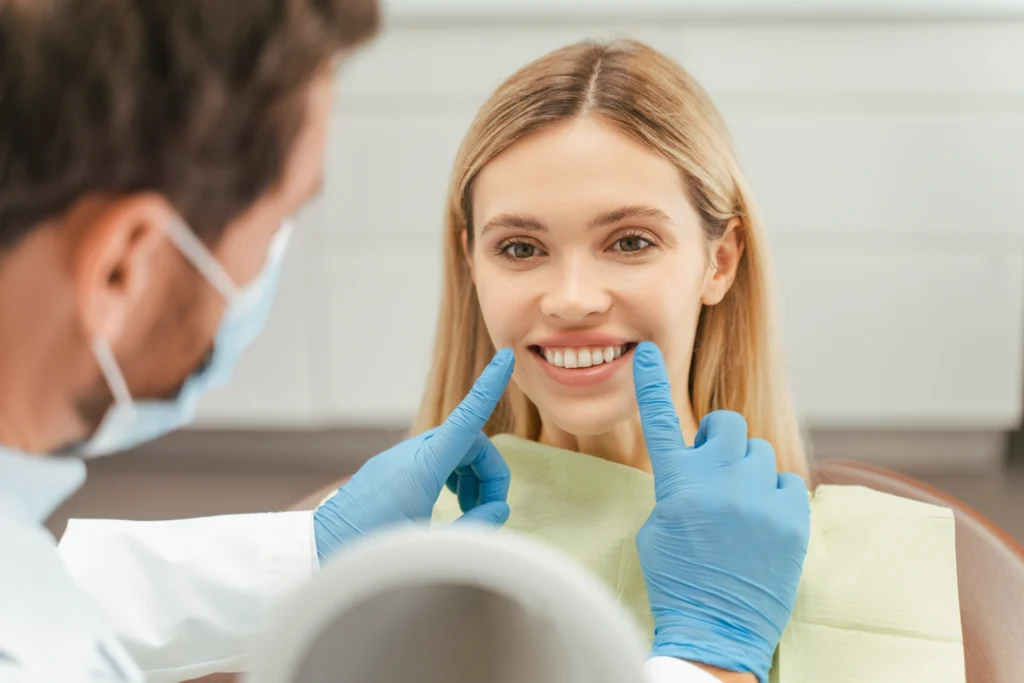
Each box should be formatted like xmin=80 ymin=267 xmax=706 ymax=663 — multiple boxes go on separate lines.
xmin=539 ymin=257 xmax=612 ymax=323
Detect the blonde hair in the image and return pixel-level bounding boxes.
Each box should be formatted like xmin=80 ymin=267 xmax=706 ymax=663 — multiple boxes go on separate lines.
xmin=414 ymin=39 xmax=809 ymax=479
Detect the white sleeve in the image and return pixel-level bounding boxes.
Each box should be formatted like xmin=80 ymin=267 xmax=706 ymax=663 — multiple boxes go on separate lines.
xmin=57 ymin=511 xmax=318 ymax=683
xmin=644 ymin=657 xmax=725 ymax=683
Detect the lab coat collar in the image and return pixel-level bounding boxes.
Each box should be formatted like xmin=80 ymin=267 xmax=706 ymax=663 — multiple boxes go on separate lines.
xmin=0 ymin=445 xmax=86 ymax=522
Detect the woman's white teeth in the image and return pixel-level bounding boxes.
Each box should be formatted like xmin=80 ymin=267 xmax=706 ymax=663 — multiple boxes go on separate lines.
xmin=542 ymin=345 xmax=627 ymax=368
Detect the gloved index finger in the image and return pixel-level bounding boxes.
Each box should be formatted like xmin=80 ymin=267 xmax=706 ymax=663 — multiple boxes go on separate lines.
xmin=633 ymin=341 xmax=688 ymax=486
xmin=427 ymin=348 xmax=515 ymax=474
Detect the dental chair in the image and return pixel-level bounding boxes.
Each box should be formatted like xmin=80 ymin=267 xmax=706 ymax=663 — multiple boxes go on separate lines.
xmin=813 ymin=460 xmax=1024 ymax=683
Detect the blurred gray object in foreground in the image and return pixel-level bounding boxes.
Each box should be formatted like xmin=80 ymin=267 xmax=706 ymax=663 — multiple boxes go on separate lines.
xmin=247 ymin=528 xmax=648 ymax=683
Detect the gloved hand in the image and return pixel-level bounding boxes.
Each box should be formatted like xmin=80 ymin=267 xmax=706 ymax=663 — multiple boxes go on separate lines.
xmin=632 ymin=342 xmax=810 ymax=683
xmin=313 ymin=349 xmax=515 ymax=563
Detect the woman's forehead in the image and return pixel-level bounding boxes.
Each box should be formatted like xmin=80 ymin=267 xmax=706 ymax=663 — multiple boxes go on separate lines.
xmin=472 ymin=118 xmax=692 ymax=228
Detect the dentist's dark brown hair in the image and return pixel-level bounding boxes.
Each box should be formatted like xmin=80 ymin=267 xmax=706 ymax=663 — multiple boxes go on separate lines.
xmin=0 ymin=0 xmax=379 ymax=252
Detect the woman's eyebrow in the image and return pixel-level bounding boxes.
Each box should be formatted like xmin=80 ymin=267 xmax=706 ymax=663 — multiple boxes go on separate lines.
xmin=478 ymin=205 xmax=671 ymax=236
xmin=479 ymin=213 xmax=547 ymax=236
xmin=589 ymin=205 xmax=673 ymax=229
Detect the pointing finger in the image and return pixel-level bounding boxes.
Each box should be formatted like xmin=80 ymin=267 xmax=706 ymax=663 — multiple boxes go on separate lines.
xmin=426 ymin=349 xmax=515 ymax=475
xmin=633 ymin=341 xmax=688 ymax=486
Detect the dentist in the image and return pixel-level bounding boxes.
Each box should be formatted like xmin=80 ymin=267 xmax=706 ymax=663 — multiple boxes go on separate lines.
xmin=0 ymin=2 xmax=509 ymax=680
xmin=0 ymin=1 xmax=808 ymax=682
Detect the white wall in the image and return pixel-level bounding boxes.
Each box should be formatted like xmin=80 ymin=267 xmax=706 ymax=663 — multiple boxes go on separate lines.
xmin=195 ymin=6 xmax=1024 ymax=443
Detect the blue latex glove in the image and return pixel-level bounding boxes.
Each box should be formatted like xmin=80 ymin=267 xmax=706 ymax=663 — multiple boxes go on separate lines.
xmin=632 ymin=341 xmax=810 ymax=683
xmin=313 ymin=349 xmax=515 ymax=563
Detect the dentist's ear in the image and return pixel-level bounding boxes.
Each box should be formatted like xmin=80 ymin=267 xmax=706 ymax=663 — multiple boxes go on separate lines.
xmin=700 ymin=217 xmax=745 ymax=306
xmin=72 ymin=194 xmax=171 ymax=344
xmin=461 ymin=229 xmax=476 ymax=282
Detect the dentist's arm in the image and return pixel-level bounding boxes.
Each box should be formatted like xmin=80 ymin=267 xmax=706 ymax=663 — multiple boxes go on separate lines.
xmin=632 ymin=342 xmax=810 ymax=683
xmin=58 ymin=350 xmax=516 ymax=683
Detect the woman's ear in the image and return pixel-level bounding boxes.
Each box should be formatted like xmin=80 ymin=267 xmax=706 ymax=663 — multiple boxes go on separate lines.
xmin=461 ymin=229 xmax=476 ymax=282
xmin=701 ymin=218 xmax=745 ymax=306
xmin=71 ymin=194 xmax=170 ymax=344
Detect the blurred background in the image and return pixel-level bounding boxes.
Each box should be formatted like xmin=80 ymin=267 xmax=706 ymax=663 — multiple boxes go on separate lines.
xmin=50 ymin=0 xmax=1024 ymax=541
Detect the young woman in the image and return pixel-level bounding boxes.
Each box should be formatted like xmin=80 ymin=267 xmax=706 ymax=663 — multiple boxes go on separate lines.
xmin=418 ymin=39 xmax=964 ymax=683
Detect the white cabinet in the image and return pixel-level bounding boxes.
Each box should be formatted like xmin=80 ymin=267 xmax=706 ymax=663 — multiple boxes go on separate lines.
xmin=197 ymin=7 xmax=1024 ymax=432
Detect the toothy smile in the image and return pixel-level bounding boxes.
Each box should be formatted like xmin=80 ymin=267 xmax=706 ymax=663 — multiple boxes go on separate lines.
xmin=530 ymin=343 xmax=635 ymax=369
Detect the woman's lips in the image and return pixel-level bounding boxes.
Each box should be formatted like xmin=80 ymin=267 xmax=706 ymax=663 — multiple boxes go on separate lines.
xmin=529 ymin=343 xmax=636 ymax=388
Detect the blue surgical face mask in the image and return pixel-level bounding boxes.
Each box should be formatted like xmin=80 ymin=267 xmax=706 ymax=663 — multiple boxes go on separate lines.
xmin=75 ymin=219 xmax=294 ymax=458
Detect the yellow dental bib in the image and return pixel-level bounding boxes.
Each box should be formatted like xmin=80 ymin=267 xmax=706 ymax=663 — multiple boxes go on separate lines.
xmin=433 ymin=434 xmax=966 ymax=682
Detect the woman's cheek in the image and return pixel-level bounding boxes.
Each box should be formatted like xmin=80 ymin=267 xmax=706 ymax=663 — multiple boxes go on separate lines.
xmin=475 ymin=271 xmax=526 ymax=348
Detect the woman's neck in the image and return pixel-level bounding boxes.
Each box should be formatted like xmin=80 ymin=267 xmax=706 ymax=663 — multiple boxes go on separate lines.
xmin=537 ymin=391 xmax=700 ymax=473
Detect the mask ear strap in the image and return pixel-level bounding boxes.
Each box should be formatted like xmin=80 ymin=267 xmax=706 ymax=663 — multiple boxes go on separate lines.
xmin=162 ymin=219 xmax=241 ymax=302
xmin=91 ymin=337 xmax=134 ymax=409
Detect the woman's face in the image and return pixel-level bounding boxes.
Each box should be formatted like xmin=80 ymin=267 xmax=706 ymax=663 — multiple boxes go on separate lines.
xmin=468 ymin=117 xmax=739 ymax=437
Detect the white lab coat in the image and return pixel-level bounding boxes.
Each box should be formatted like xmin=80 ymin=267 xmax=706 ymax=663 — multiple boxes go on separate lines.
xmin=0 ymin=449 xmax=142 ymax=682
xmin=58 ymin=512 xmax=317 ymax=682
xmin=0 ymin=449 xmax=715 ymax=683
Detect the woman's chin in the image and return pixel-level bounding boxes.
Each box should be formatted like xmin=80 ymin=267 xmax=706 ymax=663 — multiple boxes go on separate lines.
xmin=536 ymin=402 xmax=637 ymax=440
